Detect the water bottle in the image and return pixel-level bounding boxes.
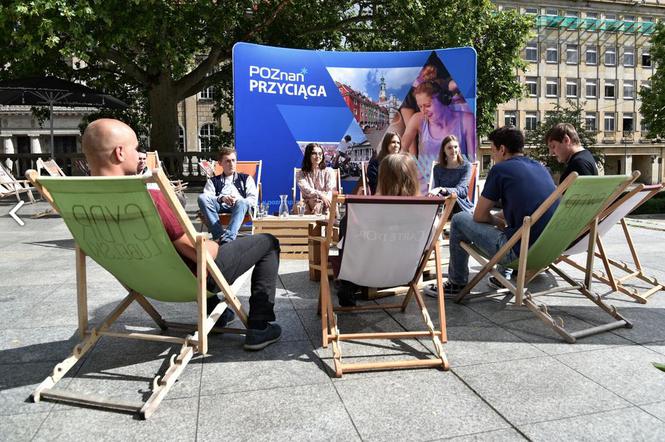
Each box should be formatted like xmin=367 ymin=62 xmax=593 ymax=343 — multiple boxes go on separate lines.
xmin=279 ymin=194 xmax=289 ymax=217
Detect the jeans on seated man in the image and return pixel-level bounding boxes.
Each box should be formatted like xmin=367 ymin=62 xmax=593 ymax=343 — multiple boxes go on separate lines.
xmin=198 ymin=146 xmax=257 ymax=244
xmin=435 ymin=126 xmax=558 ymax=296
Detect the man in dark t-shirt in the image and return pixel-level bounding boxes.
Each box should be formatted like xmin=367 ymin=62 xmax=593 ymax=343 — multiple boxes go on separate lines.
xmin=546 ymin=123 xmax=598 ymax=183
xmin=441 ymin=126 xmax=557 ymax=295
xmin=81 ymin=118 xmax=282 ymax=351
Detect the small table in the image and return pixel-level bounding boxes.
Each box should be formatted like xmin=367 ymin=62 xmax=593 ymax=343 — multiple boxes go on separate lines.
xmin=254 ymin=215 xmax=327 ymax=260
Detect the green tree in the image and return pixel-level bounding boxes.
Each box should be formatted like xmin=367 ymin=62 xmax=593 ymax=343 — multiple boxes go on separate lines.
xmin=640 ymin=22 xmax=665 ymax=138
xmin=1 ymin=0 xmax=531 ymax=151
xmin=525 ymin=100 xmax=603 ymax=175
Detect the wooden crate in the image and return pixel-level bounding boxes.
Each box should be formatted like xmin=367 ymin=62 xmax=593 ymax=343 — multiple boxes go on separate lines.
xmin=254 ymin=215 xmax=325 ymax=260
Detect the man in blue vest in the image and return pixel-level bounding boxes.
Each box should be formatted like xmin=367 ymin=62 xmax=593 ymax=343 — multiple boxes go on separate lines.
xmin=198 ymin=147 xmax=258 ymax=244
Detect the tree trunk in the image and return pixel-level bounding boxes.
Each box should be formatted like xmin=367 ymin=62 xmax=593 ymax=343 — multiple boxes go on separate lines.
xmin=148 ymin=73 xmax=179 ymax=152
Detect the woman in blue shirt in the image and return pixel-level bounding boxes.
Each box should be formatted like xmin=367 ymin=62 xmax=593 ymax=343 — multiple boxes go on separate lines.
xmin=428 ymin=134 xmax=474 ymax=213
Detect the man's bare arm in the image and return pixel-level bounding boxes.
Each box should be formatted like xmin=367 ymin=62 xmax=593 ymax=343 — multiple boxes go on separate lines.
xmin=172 ymin=233 xmax=219 ymax=263
xmin=473 ymin=195 xmax=505 ymax=230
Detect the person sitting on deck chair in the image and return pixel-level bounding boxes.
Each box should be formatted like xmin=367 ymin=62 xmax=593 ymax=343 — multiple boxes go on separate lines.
xmin=546 ymin=122 xmax=598 ymax=184
xmin=82 ymin=119 xmax=281 ymax=350
xmin=442 ymin=126 xmax=558 ymax=295
xmin=198 ymin=147 xmax=258 ymax=244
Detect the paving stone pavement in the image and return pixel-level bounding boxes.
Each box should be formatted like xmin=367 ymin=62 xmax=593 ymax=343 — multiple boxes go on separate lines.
xmin=2 ymin=194 xmax=665 ymax=441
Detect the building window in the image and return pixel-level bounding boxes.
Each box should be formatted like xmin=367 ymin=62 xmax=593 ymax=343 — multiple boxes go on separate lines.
xmin=585 ymin=112 xmax=597 ymax=131
xmin=642 ymin=50 xmax=651 ymax=67
xmin=585 ymin=79 xmax=597 ymax=98
xmin=623 ymin=15 xmax=635 ymax=23
xmin=641 ymin=117 xmax=650 ymax=134
xmin=566 ymin=80 xmax=578 ymax=98
xmin=604 ymin=80 xmax=615 ymax=99
xmin=565 ymin=11 xmax=579 ymax=18
xmin=585 ymin=45 xmax=597 ymax=65
xmin=623 ymin=47 xmax=634 ymax=67
xmin=525 ymin=77 xmax=538 ymax=97
xmin=525 ymin=7 xmax=538 ymax=15
xmin=504 ymin=111 xmax=517 ymax=127
xmin=546 ymin=78 xmax=558 ymax=97
xmin=643 ymin=16 xmax=653 ymax=23
xmin=605 ymin=46 xmax=616 ymax=66
xmin=178 ymin=125 xmax=185 ymax=152
xmin=546 ymin=46 xmax=558 ymax=63
xmin=604 ymin=113 xmax=615 ymax=132
xmin=525 ymin=112 xmax=538 ymax=131
xmin=623 ymin=113 xmax=634 ymax=132
xmin=566 ymin=44 xmax=578 ymax=64
xmin=605 ymin=14 xmax=616 ymax=20
xmin=624 ymin=80 xmax=635 ymax=100
xmin=586 ymin=12 xmax=598 ymax=19
xmin=199 ymin=123 xmax=217 ymax=152
xmin=200 ymin=87 xmax=214 ymax=100
xmin=525 ymin=41 xmax=538 ymax=62
xmin=545 ymin=8 xmax=558 ymax=16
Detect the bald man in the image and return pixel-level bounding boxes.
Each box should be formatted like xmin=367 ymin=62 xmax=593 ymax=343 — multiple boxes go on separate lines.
xmin=82 ymin=119 xmax=282 ymax=351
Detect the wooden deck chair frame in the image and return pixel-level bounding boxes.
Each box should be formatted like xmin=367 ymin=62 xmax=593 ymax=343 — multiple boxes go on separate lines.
xmin=292 ymin=167 xmax=342 ymax=210
xmin=34 ymin=158 xmax=67 ymax=217
xmin=147 ymin=151 xmax=188 ymax=194
xmin=455 ymin=172 xmax=639 ymax=343
xmin=0 ymin=162 xmax=37 ymax=203
xmin=316 ymin=193 xmax=456 ymax=376
xmin=199 ymin=159 xmax=215 ymax=178
xmin=360 ymin=161 xmax=369 ymax=195
xmin=556 ymin=183 xmax=664 ymax=304
xmin=427 ymin=160 xmax=479 ymax=203
xmin=26 ymin=168 xmax=249 ymax=419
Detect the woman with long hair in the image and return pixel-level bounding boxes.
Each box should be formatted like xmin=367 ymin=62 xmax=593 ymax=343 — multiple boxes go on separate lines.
xmin=428 ymin=134 xmax=473 ymax=213
xmin=336 ymin=153 xmax=420 ymax=306
xmin=401 ymin=80 xmax=475 ymax=193
xmin=297 ymin=143 xmax=337 ymax=214
xmin=366 ymin=131 xmax=402 ymax=195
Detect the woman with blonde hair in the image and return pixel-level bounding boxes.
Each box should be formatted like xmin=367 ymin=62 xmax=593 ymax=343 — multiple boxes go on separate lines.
xmin=336 ymin=153 xmax=420 ymax=306
xmin=427 ymin=134 xmax=473 ymax=213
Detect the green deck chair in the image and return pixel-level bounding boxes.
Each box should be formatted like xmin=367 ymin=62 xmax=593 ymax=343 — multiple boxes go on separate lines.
xmin=26 ymin=168 xmax=248 ymax=419
xmin=455 ymin=171 xmax=639 ymax=343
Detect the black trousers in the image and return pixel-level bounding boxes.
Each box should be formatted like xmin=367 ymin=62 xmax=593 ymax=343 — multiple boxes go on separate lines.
xmin=210 ymin=233 xmax=280 ymax=323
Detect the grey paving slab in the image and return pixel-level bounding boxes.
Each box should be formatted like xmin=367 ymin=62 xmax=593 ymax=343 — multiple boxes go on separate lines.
xmin=556 ymin=345 xmax=665 ymax=405
xmin=454 ymin=356 xmax=629 ymax=425
xmin=440 ymin=428 xmax=526 ymax=441
xmin=334 ymin=369 xmax=510 ymax=441
xmin=34 ymin=397 xmax=198 ymax=441
xmin=0 ymin=326 xmax=80 ymax=364
xmin=200 ymin=339 xmax=328 ymax=396
xmin=0 ymin=411 xmax=48 ymax=442
xmin=519 ymin=407 xmax=665 ymax=441
xmin=197 ymin=383 xmax=360 ymax=441
xmin=0 ymin=362 xmax=60 ymax=416
xmin=640 ymin=400 xmax=665 ymax=422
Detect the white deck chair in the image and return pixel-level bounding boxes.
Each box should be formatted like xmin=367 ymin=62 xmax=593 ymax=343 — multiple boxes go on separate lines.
xmin=557 ymin=183 xmax=664 ymax=303
xmin=0 ymin=163 xmax=36 ymax=203
xmin=317 ymin=193 xmax=455 ymax=376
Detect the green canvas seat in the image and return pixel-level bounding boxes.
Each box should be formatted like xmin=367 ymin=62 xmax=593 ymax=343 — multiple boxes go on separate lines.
xmin=26 ymin=169 xmax=248 ymax=419
xmin=455 ymin=171 xmax=639 ymax=343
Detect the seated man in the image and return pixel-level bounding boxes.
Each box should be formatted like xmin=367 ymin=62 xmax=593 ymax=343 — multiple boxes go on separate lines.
xmin=82 ymin=119 xmax=281 ymax=350
xmin=198 ymin=147 xmax=258 ymax=244
xmin=444 ymin=126 xmax=558 ymax=294
xmin=546 ymin=122 xmax=598 ymax=183
xmin=137 ymin=148 xmax=147 ymax=174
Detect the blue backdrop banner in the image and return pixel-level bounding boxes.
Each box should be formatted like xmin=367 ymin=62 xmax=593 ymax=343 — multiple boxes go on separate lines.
xmin=233 ymin=42 xmax=477 ymax=206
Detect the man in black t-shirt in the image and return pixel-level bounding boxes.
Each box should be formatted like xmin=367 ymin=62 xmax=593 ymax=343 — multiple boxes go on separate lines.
xmin=546 ymin=123 xmax=598 ymax=183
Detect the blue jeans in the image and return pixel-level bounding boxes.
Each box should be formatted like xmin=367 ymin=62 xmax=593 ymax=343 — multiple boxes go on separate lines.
xmin=448 ymin=212 xmax=518 ymax=285
xmin=198 ymin=193 xmax=252 ymax=242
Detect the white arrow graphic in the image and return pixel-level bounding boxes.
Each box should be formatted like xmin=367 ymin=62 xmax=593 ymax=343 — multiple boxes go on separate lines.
xmin=9 ymin=201 xmax=25 ymax=226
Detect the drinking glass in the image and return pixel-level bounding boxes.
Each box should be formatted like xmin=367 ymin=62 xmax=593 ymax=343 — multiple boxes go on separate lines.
xmin=297 ymin=201 xmax=305 ymax=216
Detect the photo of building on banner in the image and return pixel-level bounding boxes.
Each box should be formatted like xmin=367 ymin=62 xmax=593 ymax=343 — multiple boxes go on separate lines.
xmin=233 ymin=44 xmax=477 ymax=204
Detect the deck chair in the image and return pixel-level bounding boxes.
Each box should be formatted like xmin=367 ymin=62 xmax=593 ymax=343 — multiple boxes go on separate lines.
xmin=360 ymin=161 xmax=369 ymax=195
xmin=0 ymin=163 xmax=36 ymax=203
xmin=455 ymin=172 xmax=639 ymax=343
xmin=25 ymin=168 xmax=249 ymax=419
xmin=557 ymin=183 xmax=664 ymax=304
xmin=147 ymin=151 xmax=188 ymax=195
xmin=36 ymin=158 xmax=66 ymax=177
xmin=318 ymin=193 xmax=455 ymax=376
xmin=428 ymin=160 xmax=479 ymax=204
xmin=199 ymin=159 xmax=215 ymax=178
xmin=292 ymin=167 xmax=342 ymax=210
xmin=74 ymin=159 xmax=91 ymax=176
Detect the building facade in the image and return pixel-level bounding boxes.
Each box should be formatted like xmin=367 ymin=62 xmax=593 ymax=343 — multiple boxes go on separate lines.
xmin=491 ymin=0 xmax=665 ymax=184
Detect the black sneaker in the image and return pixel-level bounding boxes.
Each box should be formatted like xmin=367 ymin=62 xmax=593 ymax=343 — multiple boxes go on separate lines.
xmin=488 ymin=275 xmax=515 ymax=290
xmin=423 ymin=280 xmax=466 ymax=298
xmin=336 ymin=280 xmax=358 ymax=307
xmin=244 ymin=323 xmax=282 ymax=351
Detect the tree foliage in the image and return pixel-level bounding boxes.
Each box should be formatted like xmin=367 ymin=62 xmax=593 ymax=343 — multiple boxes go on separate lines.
xmin=1 ymin=0 xmax=532 ymax=151
xmin=525 ymin=100 xmax=603 ymax=175
xmin=640 ymin=22 xmax=665 ymax=139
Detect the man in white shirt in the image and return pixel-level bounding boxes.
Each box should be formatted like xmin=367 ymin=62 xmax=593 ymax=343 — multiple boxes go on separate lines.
xmin=198 ymin=147 xmax=258 ymax=244
xmin=334 ymin=134 xmax=352 ymax=169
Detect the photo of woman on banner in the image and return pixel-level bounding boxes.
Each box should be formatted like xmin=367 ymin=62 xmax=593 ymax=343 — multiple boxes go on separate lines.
xmin=401 ymin=79 xmax=475 ymax=193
